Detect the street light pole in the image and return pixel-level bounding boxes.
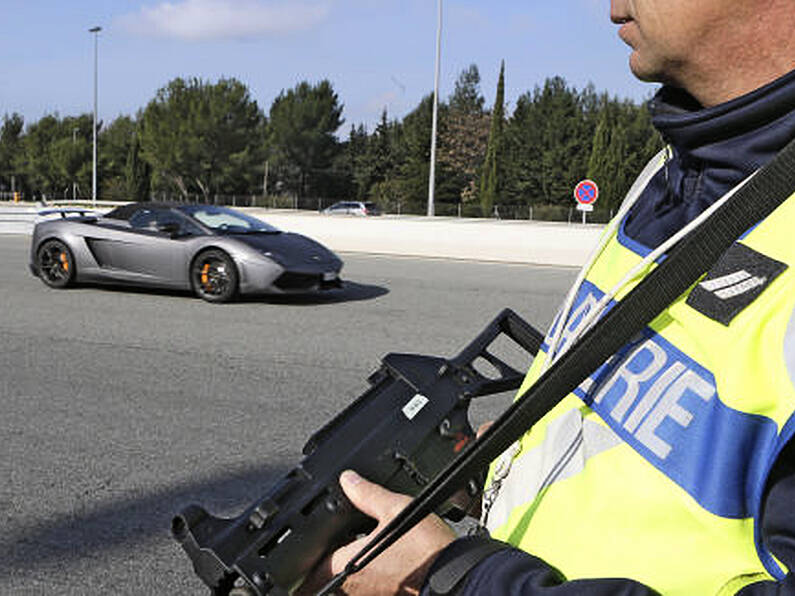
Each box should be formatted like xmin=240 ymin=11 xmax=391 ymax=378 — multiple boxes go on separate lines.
xmin=427 ymin=0 xmax=442 ymax=217
xmin=89 ymin=26 xmax=101 ymax=206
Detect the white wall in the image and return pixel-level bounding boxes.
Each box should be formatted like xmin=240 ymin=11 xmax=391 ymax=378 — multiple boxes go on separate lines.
xmin=252 ymin=210 xmax=603 ymax=267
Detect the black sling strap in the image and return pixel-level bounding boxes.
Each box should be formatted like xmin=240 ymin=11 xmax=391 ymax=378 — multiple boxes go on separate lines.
xmin=318 ymin=137 xmax=795 ymax=595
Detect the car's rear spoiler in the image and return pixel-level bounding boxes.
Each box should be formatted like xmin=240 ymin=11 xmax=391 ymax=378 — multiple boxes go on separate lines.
xmin=36 ymin=208 xmax=98 ymax=219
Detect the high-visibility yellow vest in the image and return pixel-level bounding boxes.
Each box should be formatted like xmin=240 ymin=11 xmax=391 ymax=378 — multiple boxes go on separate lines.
xmin=486 ymin=179 xmax=795 ymax=594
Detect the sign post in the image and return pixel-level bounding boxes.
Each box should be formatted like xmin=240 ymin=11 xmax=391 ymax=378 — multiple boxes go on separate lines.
xmin=574 ymin=179 xmax=599 ymax=224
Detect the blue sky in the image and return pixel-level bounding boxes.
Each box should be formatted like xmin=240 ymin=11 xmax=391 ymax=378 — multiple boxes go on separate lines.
xmin=1 ymin=0 xmax=655 ymax=134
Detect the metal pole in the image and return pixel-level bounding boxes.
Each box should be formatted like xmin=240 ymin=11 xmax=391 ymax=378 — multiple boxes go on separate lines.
xmin=427 ymin=0 xmax=442 ymax=217
xmin=89 ymin=26 xmax=101 ymax=206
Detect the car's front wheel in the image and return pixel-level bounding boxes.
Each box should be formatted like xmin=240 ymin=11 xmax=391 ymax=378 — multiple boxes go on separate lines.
xmin=36 ymin=239 xmax=75 ymax=288
xmin=191 ymin=249 xmax=238 ymax=303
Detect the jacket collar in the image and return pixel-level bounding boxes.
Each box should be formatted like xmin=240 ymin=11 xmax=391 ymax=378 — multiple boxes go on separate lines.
xmin=649 ymin=69 xmax=795 ymax=169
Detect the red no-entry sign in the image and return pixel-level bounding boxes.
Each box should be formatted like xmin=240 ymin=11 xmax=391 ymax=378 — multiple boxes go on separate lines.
xmin=574 ymin=179 xmax=599 ymax=205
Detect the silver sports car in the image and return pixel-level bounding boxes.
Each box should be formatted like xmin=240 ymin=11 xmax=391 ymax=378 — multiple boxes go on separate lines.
xmin=29 ymin=202 xmax=343 ymax=302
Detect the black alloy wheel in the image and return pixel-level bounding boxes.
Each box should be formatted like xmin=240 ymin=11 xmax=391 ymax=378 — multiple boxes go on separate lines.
xmin=37 ymin=239 xmax=75 ymax=288
xmin=191 ymin=249 xmax=238 ymax=303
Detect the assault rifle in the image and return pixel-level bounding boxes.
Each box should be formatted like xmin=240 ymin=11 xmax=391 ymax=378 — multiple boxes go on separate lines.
xmin=173 ymin=308 xmax=543 ymax=595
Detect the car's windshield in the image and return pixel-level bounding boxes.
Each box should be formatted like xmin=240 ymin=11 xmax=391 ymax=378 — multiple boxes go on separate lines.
xmin=179 ymin=205 xmax=280 ymax=234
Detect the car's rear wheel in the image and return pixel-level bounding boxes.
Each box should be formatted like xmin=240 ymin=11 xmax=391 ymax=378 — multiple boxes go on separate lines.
xmin=191 ymin=249 xmax=238 ymax=303
xmin=37 ymin=239 xmax=75 ymax=288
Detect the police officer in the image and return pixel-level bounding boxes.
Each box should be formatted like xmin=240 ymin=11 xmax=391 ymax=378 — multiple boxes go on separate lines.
xmin=302 ymin=0 xmax=795 ymax=593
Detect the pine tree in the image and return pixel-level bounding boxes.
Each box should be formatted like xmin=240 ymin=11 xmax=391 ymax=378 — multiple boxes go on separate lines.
xmin=439 ymin=65 xmax=489 ymax=205
xmin=397 ymin=94 xmax=434 ymax=213
xmin=0 ymin=113 xmax=24 ymax=192
xmin=587 ymin=96 xmax=660 ymax=212
xmin=449 ymin=64 xmax=485 ymax=114
xmin=267 ymin=80 xmax=344 ymax=198
xmin=347 ymin=124 xmax=370 ymax=199
xmin=125 ymin=132 xmax=151 ymax=201
xmin=480 ymin=61 xmax=505 ymax=217
xmin=357 ymin=109 xmax=403 ymax=206
xmin=140 ymin=77 xmax=264 ymax=199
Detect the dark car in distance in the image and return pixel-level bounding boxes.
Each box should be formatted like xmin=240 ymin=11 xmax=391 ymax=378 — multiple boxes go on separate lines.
xmin=29 ymin=203 xmax=343 ymax=303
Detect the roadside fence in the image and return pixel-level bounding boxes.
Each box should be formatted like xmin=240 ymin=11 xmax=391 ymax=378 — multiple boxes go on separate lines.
xmin=0 ymin=192 xmax=616 ymax=225
xmin=144 ymin=193 xmax=616 ymax=224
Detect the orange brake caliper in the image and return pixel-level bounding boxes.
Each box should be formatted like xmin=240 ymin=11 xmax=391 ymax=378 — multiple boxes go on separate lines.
xmin=201 ymin=263 xmax=211 ymax=288
xmin=59 ymin=252 xmax=69 ymax=272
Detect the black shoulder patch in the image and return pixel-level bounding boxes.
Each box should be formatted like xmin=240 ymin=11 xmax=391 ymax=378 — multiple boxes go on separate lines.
xmin=686 ymin=243 xmax=787 ymax=326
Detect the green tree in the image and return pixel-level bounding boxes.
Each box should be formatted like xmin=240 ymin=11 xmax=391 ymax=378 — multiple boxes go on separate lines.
xmin=536 ymin=77 xmax=592 ymax=204
xmin=586 ymin=104 xmax=626 ymax=212
xmin=504 ymin=77 xmax=597 ymax=208
xmin=140 ymin=77 xmax=265 ymax=200
xmin=396 ymin=94 xmax=434 ymax=212
xmin=99 ymin=115 xmax=137 ymax=200
xmin=358 ymin=109 xmax=406 ymax=206
xmin=267 ymin=80 xmax=344 ymax=198
xmin=624 ymin=100 xmax=662 ymax=185
xmin=587 ymin=96 xmax=661 ymax=212
xmin=370 ymin=110 xmax=397 ymax=184
xmin=124 ymin=131 xmax=151 ymax=201
xmin=347 ymin=123 xmax=371 ymax=199
xmin=480 ymin=61 xmax=506 ymax=216
xmin=18 ymin=115 xmax=59 ymax=198
xmin=0 ymin=113 xmax=24 ymax=193
xmin=65 ymin=115 xmax=95 ymax=198
xmin=389 ymin=94 xmax=456 ymax=213
xmin=503 ymin=92 xmax=542 ymax=205
xmin=19 ymin=114 xmax=95 ymax=199
xmin=440 ymin=65 xmax=489 ymax=205
xmin=352 ymin=111 xmax=388 ymax=199
xmin=449 ymin=64 xmax=485 ymax=114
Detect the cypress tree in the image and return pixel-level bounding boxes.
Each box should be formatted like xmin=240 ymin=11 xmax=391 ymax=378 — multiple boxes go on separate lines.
xmin=586 ymin=105 xmax=612 ymax=207
xmin=480 ymin=61 xmax=505 ymax=217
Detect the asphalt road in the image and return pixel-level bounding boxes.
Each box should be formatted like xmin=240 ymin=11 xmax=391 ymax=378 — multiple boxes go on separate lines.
xmin=0 ymin=234 xmax=577 ymax=595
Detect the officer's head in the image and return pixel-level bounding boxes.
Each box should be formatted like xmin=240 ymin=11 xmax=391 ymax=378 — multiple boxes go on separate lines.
xmin=609 ymin=0 xmax=795 ymax=106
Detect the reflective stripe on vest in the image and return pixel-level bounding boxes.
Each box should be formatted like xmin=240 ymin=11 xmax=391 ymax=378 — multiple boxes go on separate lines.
xmin=486 ymin=189 xmax=795 ymax=594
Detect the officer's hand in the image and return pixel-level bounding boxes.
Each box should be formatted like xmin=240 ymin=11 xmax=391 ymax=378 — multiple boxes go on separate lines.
xmin=297 ymin=470 xmax=456 ymax=596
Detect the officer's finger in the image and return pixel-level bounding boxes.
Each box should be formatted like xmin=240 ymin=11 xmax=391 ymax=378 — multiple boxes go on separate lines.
xmin=339 ymin=470 xmax=411 ymax=522
xmin=477 ymin=421 xmax=493 ymax=438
